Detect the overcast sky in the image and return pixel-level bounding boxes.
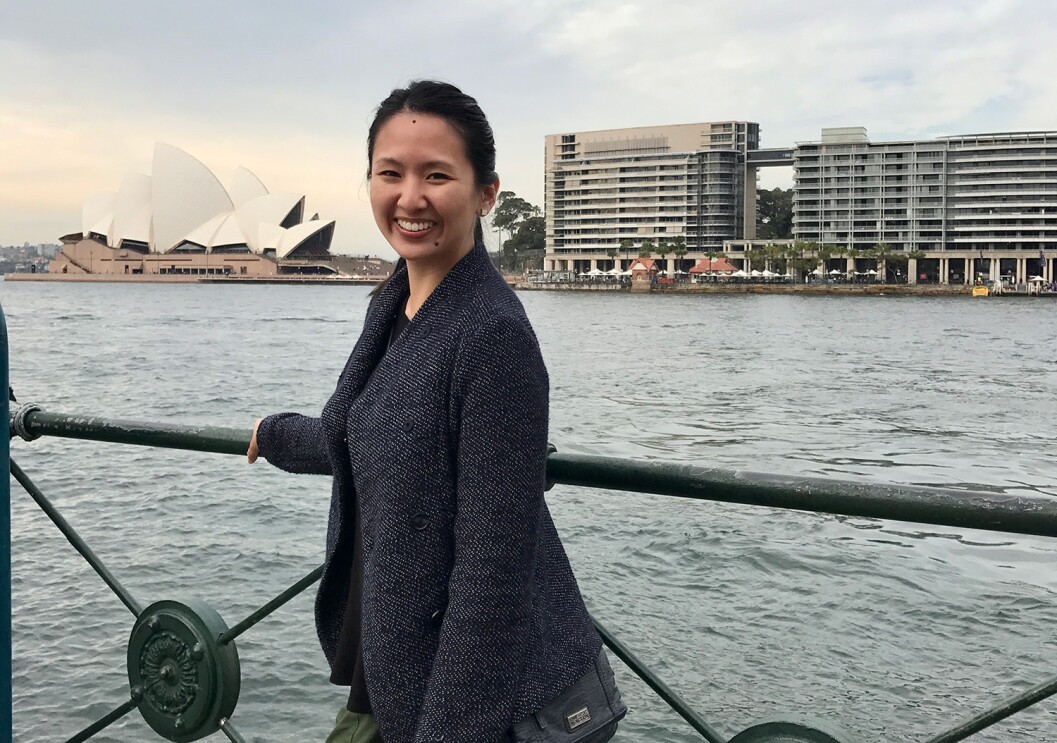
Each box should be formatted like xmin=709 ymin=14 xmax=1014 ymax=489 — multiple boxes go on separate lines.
xmin=3 ymin=0 xmax=1055 ymax=256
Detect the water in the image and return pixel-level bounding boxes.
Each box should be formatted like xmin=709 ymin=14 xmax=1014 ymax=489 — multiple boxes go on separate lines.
xmin=4 ymin=282 xmax=1057 ymax=742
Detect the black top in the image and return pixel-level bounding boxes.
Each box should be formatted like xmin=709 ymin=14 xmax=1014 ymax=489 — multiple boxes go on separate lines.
xmin=331 ymin=294 xmax=410 ymax=712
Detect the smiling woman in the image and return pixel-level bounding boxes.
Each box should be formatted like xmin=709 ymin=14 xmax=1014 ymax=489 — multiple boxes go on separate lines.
xmin=369 ymin=112 xmax=497 ymax=308
xmin=246 ymin=81 xmax=626 ymax=743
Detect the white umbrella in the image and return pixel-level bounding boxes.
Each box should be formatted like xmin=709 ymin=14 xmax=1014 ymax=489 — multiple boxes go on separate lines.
xmin=731 ymin=269 xmax=748 ymax=278
xmin=829 ymin=269 xmax=842 ymax=275
xmin=675 ymin=269 xmax=689 ymax=275
xmin=1029 ymin=275 xmax=1045 ymax=282
xmin=761 ymin=269 xmax=776 ymax=278
xmin=577 ymin=272 xmax=590 ymax=277
xmin=587 ymin=268 xmax=604 ymax=276
xmin=605 ymin=267 xmax=622 ymax=275
xmin=866 ymin=269 xmax=878 ymax=275
xmin=811 ymin=268 xmax=824 ymax=275
xmin=750 ymin=269 xmax=763 ymax=277
xmin=619 ymin=269 xmax=633 ymax=276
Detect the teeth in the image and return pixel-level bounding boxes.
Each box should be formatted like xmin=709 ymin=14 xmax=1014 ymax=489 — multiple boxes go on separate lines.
xmin=397 ymin=219 xmax=434 ymax=232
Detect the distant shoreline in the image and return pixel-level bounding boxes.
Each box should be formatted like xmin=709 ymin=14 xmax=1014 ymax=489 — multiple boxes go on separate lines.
xmin=513 ymin=282 xmax=1055 ymax=298
xmin=2 ymin=273 xmax=383 ymax=286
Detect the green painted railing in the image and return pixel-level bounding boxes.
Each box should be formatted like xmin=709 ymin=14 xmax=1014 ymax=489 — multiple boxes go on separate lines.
xmin=8 ymin=407 xmax=1057 ymax=741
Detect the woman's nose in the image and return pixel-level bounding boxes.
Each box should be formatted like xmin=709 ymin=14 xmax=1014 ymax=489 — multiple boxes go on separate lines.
xmin=397 ymin=178 xmax=427 ymax=210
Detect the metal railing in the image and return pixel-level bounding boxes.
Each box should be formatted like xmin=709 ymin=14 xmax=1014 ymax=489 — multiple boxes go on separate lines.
xmin=5 ymin=324 xmax=1057 ymax=740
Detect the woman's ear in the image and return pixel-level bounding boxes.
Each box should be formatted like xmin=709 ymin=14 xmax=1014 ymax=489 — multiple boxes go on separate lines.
xmin=480 ymin=177 xmax=500 ymax=216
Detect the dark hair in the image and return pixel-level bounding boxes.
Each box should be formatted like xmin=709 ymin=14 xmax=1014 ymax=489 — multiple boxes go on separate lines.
xmin=367 ymin=80 xmax=497 ymax=248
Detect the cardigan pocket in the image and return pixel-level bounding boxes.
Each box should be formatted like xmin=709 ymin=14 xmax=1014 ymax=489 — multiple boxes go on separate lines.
xmin=509 ymin=648 xmax=626 ymax=743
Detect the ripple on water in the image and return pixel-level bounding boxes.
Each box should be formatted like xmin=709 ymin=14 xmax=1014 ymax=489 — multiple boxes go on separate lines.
xmin=4 ymin=285 xmax=1057 ymax=741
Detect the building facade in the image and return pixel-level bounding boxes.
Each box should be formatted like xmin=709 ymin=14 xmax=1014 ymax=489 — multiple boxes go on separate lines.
xmin=543 ymin=122 xmax=760 ymax=273
xmin=794 ymin=128 xmax=1057 ymax=284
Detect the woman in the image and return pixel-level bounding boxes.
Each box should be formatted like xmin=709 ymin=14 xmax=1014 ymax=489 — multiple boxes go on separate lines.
xmin=247 ymin=81 xmax=625 ymax=743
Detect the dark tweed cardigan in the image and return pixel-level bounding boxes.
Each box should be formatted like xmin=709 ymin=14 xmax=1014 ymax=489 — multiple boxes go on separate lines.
xmin=257 ymin=243 xmax=602 ymax=743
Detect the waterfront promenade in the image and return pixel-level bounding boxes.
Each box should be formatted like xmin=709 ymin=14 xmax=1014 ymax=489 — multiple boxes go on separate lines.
xmin=515 ymin=280 xmax=1053 ymax=297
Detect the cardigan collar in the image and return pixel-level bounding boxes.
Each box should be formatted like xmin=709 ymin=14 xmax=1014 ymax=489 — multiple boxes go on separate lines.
xmin=371 ymin=241 xmax=492 ymax=333
xmin=339 ymin=242 xmax=493 ymax=397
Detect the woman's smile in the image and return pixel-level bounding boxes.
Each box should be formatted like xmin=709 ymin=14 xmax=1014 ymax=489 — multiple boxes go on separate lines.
xmin=394 ymin=218 xmax=437 ymax=235
xmin=370 ymin=112 xmax=494 ymax=270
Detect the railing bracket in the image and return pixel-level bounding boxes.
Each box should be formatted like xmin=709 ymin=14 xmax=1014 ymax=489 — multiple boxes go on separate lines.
xmin=127 ymin=598 xmax=240 ymax=742
xmin=10 ymin=402 xmax=43 ymax=441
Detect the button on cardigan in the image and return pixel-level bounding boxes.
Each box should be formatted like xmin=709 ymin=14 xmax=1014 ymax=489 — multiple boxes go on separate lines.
xmin=256 ymin=244 xmax=602 ymax=743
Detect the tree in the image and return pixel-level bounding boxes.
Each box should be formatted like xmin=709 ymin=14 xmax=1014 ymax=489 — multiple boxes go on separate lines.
xmin=745 ymin=245 xmax=766 ymax=272
xmin=816 ymin=243 xmax=836 ymax=277
xmin=764 ymin=242 xmax=787 ymax=274
xmin=490 ymin=190 xmax=545 ymax=271
xmin=619 ymin=239 xmax=634 ymax=266
xmin=606 ymin=246 xmax=618 ymax=270
xmin=885 ymin=247 xmax=921 ymax=284
xmin=501 ymin=215 xmax=545 ymax=271
xmin=671 ymin=236 xmax=688 ymax=274
xmin=787 ymin=240 xmax=817 ymax=282
xmin=656 ymin=239 xmax=671 ymax=272
xmin=705 ymin=248 xmax=720 ymax=282
xmin=492 ymin=190 xmax=539 ymax=254
xmin=638 ymin=240 xmax=655 ymax=259
xmin=757 ymin=187 xmax=793 ymax=239
xmin=872 ymin=242 xmax=893 ymax=283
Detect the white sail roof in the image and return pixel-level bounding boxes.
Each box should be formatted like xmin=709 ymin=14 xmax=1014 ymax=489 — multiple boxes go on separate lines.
xmin=152 ymin=143 xmax=234 ymax=253
xmin=110 ymin=173 xmax=153 ymax=248
xmin=234 ymin=193 xmax=304 ymax=252
xmin=209 ymin=213 xmax=247 ymax=249
xmin=229 ymin=166 xmax=269 ymax=207
xmin=73 ymin=143 xmax=332 ymax=258
xmin=258 ymin=223 xmax=285 ymax=252
xmin=277 ymin=220 xmax=335 ymax=259
xmin=82 ymin=192 xmax=116 ymax=238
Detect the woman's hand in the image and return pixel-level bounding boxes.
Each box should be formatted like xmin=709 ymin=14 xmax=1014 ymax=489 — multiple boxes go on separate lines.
xmin=247 ymin=419 xmax=263 ymax=463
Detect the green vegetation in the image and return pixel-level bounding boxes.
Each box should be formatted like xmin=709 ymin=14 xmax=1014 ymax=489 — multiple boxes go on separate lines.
xmin=492 ymin=190 xmax=544 ymax=271
xmin=756 ymin=187 xmax=793 ymax=239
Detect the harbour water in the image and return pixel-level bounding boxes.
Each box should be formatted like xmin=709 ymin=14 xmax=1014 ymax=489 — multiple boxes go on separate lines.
xmin=4 ymin=282 xmax=1057 ymax=742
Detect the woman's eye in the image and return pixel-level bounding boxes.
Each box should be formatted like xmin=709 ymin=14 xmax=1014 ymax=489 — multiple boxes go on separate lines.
xmin=426 ymin=172 xmax=452 ymax=181
xmin=376 ymin=170 xmax=399 ymax=178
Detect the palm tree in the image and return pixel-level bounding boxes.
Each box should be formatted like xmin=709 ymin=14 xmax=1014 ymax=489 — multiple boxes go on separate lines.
xmin=706 ymin=249 xmax=720 ymax=283
xmin=872 ymin=242 xmax=892 ymax=283
xmin=619 ymin=238 xmax=634 ymax=269
xmin=638 ymin=240 xmax=655 ymax=260
xmin=656 ymin=239 xmax=672 ymax=276
xmin=606 ymin=247 xmax=618 ymax=273
xmin=745 ymin=246 xmax=766 ymax=273
xmin=816 ymin=243 xmax=835 ymax=279
xmin=788 ymin=240 xmax=814 ymax=283
xmin=671 ymin=236 xmax=688 ymax=276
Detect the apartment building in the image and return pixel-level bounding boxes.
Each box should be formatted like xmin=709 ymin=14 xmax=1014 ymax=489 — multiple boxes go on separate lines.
xmin=543 ymin=122 xmax=760 ymax=272
xmin=794 ymin=128 xmax=1057 ymax=283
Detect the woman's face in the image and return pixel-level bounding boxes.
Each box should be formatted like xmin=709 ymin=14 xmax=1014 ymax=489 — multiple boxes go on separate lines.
xmin=369 ymin=111 xmax=498 ymax=269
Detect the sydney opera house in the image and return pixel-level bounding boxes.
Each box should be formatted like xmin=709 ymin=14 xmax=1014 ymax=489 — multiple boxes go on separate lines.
xmin=51 ymin=143 xmax=339 ymax=278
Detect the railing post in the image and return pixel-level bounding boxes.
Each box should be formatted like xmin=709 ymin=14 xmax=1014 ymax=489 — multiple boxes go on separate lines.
xmin=0 ymin=301 xmax=10 ymax=741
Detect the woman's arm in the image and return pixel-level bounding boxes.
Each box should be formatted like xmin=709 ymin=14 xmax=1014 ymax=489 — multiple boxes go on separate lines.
xmin=252 ymin=411 xmax=333 ymax=475
xmin=415 ymin=315 xmax=549 ymax=742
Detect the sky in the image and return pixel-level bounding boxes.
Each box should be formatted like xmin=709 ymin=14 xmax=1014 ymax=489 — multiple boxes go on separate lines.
xmin=3 ymin=0 xmax=1056 ymax=257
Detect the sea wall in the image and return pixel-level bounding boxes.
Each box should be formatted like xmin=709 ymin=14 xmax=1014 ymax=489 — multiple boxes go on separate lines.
xmin=3 ymin=273 xmax=380 ymax=285
xmin=514 ymin=281 xmax=971 ymax=296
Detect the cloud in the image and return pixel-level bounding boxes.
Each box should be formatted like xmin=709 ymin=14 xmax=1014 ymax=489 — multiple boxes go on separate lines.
xmin=3 ymin=0 xmax=1056 ymax=246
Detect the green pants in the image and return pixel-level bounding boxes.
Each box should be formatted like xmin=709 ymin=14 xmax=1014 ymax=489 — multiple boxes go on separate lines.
xmin=325 ymin=706 xmax=382 ymax=743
